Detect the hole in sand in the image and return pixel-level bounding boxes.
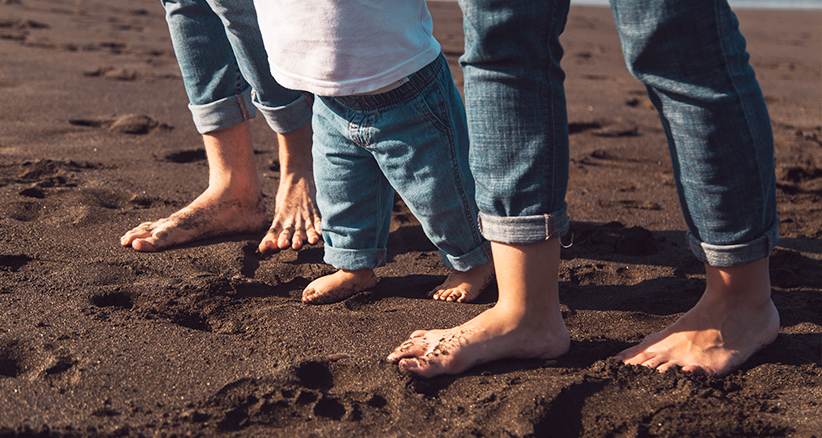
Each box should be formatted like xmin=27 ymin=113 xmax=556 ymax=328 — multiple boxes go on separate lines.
xmin=313 ymin=397 xmax=346 ymax=420
xmin=295 ymin=361 xmax=334 ymax=390
xmin=90 ymin=290 xmax=134 ymax=309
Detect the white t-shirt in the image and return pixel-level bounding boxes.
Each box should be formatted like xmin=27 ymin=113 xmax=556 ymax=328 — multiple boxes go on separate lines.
xmin=254 ymin=0 xmax=441 ymax=96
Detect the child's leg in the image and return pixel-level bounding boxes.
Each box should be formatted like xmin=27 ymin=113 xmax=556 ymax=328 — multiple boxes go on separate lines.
xmin=369 ymin=54 xmax=494 ymax=302
xmin=305 ymin=98 xmax=395 ymax=304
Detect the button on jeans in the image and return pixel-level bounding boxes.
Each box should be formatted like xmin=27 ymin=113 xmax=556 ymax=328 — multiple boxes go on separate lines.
xmin=312 ymin=54 xmax=491 ymax=272
xmin=162 ymin=0 xmax=311 ymax=134
xmin=458 ymin=0 xmax=778 ymax=267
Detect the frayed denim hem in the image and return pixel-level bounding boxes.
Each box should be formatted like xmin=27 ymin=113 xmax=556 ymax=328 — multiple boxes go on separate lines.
xmin=440 ymin=241 xmax=492 ymax=272
xmin=189 ymin=87 xmax=256 ymax=134
xmin=478 ymin=206 xmax=569 ymax=245
xmin=253 ymin=91 xmax=313 ymax=134
xmin=687 ymin=223 xmax=778 ymax=267
xmin=323 ymin=246 xmax=387 ymax=271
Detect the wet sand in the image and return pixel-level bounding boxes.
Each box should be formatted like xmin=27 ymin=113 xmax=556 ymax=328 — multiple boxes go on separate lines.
xmin=0 ymin=0 xmax=820 ymax=436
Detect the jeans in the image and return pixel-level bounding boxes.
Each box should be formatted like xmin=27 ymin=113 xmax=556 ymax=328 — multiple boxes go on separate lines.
xmin=162 ymin=0 xmax=312 ymax=134
xmin=458 ymin=0 xmax=778 ymax=267
xmin=312 ymin=54 xmax=491 ymax=271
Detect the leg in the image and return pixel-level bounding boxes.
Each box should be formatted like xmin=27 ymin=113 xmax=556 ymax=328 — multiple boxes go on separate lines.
xmin=122 ymin=0 xmax=318 ymax=252
xmin=388 ymin=0 xmax=572 ymax=377
xmin=361 ymin=54 xmax=493 ymax=303
xmin=258 ymin=122 xmax=322 ymax=252
xmin=388 ymin=239 xmax=569 ymax=377
xmin=610 ymin=0 xmax=780 ymax=374
xmin=302 ymin=97 xmax=394 ymax=304
xmin=201 ymin=0 xmax=319 ymax=252
xmin=618 ymin=258 xmax=779 ymax=376
xmin=120 ymin=121 xmax=267 ymax=251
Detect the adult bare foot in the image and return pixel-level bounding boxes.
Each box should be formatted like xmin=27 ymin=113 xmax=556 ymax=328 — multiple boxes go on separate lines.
xmin=387 ymin=304 xmax=570 ymax=378
xmin=429 ymin=260 xmax=495 ymax=303
xmin=121 ymin=190 xmax=267 ymax=252
xmin=302 ymin=269 xmax=379 ymax=305
xmin=617 ymin=257 xmax=780 ymax=376
xmin=121 ymin=121 xmax=268 ymax=252
xmin=388 ymin=239 xmax=570 ymax=377
xmin=259 ymin=123 xmax=322 ymax=253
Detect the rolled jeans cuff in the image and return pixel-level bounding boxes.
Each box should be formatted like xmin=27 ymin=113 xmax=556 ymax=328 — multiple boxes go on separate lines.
xmin=441 ymin=241 xmax=491 ymax=272
xmin=324 ymin=246 xmax=387 ymax=271
xmin=253 ymin=91 xmax=313 ymax=134
xmin=188 ymin=86 xmax=256 ymax=134
xmin=477 ymin=206 xmax=569 ymax=245
xmin=687 ymin=223 xmax=778 ymax=268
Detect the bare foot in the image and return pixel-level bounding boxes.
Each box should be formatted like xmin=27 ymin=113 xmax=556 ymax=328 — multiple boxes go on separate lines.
xmin=429 ymin=260 xmax=495 ymax=303
xmin=617 ymin=258 xmax=780 ymax=376
xmin=121 ymin=122 xmax=268 ymax=252
xmin=121 ymin=189 xmax=267 ymax=252
xmin=258 ymin=123 xmax=322 ymax=253
xmin=388 ymin=239 xmax=569 ymax=378
xmin=387 ymin=304 xmax=570 ymax=378
xmin=302 ymin=269 xmax=379 ymax=305
xmin=258 ymin=169 xmax=321 ymax=253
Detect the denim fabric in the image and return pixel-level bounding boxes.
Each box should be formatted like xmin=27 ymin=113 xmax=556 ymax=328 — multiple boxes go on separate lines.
xmin=458 ymin=0 xmax=777 ymax=267
xmin=162 ymin=0 xmax=311 ymax=134
xmin=458 ymin=0 xmax=572 ymax=245
xmin=312 ymin=54 xmax=491 ymax=271
xmin=610 ymin=0 xmax=778 ymax=266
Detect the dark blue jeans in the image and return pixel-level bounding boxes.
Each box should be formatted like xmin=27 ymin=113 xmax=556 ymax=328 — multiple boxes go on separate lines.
xmin=458 ymin=0 xmax=778 ymax=267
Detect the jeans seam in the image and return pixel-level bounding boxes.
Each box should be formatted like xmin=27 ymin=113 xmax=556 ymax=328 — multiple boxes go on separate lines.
xmin=235 ymin=93 xmax=250 ymax=121
xmin=713 ymin=2 xmax=770 ymax=233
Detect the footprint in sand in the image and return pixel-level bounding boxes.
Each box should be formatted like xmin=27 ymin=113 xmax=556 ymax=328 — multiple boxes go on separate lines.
xmin=188 ymin=361 xmax=391 ymax=431
xmin=0 ymin=337 xmax=76 ymax=380
xmin=0 ymin=254 xmax=32 ymax=272
xmin=69 ymin=114 xmax=172 ymax=134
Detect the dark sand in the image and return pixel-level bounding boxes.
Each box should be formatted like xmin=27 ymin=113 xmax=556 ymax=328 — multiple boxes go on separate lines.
xmin=1 ymin=1 xmax=820 ymax=436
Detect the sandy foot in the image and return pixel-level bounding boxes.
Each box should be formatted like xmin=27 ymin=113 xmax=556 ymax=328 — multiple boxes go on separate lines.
xmin=302 ymin=269 xmax=379 ymax=305
xmin=258 ymin=156 xmax=321 ymax=253
xmin=429 ymin=261 xmax=495 ymax=303
xmin=120 ymin=189 xmax=267 ymax=252
xmin=617 ymin=258 xmax=780 ymax=376
xmin=387 ymin=303 xmax=570 ymax=378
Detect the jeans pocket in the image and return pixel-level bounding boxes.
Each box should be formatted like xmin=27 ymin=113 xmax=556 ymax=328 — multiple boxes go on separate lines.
xmin=412 ymin=82 xmax=453 ymax=136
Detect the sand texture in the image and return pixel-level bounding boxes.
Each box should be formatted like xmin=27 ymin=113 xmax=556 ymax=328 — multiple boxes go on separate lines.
xmin=1 ymin=0 xmax=820 ymax=436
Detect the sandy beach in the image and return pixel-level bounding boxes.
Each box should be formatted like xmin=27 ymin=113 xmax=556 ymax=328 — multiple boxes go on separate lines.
xmin=1 ymin=0 xmax=820 ymax=436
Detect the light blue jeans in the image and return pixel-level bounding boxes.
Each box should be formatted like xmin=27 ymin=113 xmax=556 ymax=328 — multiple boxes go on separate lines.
xmin=458 ymin=0 xmax=778 ymax=267
xmin=312 ymin=54 xmax=491 ymax=272
xmin=162 ymin=0 xmax=311 ymax=134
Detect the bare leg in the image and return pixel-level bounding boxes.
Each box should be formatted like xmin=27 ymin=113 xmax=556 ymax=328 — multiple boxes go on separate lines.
xmin=259 ymin=122 xmax=322 ymax=253
xmin=429 ymin=260 xmax=495 ymax=303
xmin=387 ymin=238 xmax=570 ymax=378
xmin=617 ymin=257 xmax=779 ymax=376
xmin=302 ymin=268 xmax=379 ymax=305
xmin=121 ymin=121 xmax=268 ymax=252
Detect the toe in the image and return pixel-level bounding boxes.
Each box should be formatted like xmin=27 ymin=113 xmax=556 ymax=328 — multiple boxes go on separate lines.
xmin=640 ymin=356 xmax=667 ymax=370
xmin=131 ymin=238 xmax=158 ymax=252
xmin=616 ymin=345 xmax=644 ymax=362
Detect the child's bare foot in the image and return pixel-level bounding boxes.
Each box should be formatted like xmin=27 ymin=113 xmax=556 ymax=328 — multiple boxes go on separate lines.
xmin=429 ymin=260 xmax=495 ymax=303
xmin=121 ymin=189 xmax=267 ymax=252
xmin=617 ymin=258 xmax=779 ymax=376
xmin=302 ymin=269 xmax=378 ymax=305
xmin=387 ymin=304 xmax=570 ymax=378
